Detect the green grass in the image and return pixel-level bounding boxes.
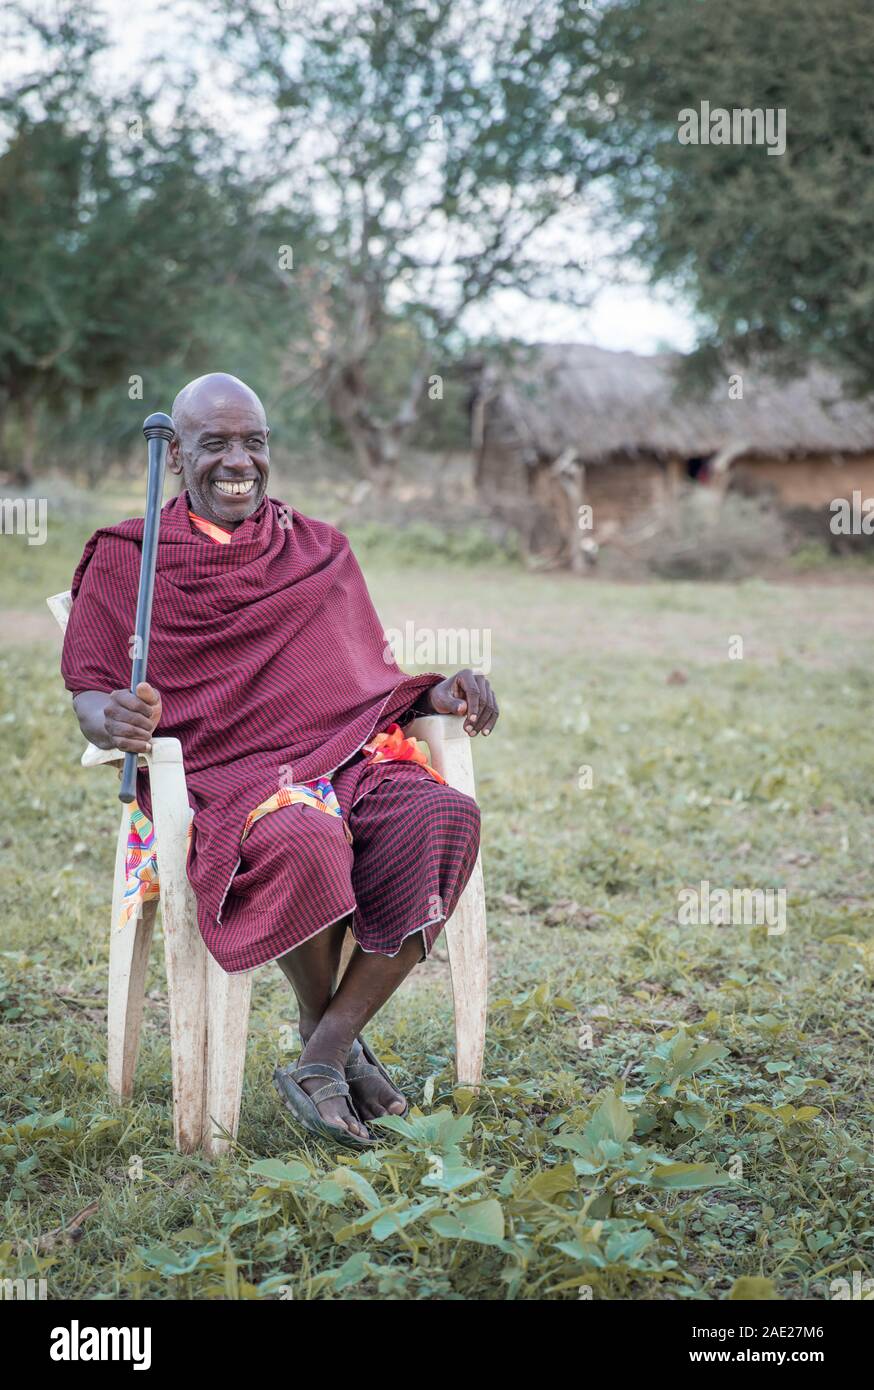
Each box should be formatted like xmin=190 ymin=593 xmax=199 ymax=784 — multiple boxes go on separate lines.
xmin=1 ymin=505 xmax=873 ymax=1300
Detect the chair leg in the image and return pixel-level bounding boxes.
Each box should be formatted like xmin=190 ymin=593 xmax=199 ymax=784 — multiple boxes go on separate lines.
xmin=107 ymin=808 xmax=157 ymax=1100
xmin=202 ymin=955 xmax=252 ymax=1157
xmin=443 ymin=853 xmax=488 ymax=1089
xmin=338 ymin=923 xmax=356 ymax=979
xmin=405 ymin=715 xmax=489 ymax=1088
xmin=148 ymin=752 xmax=208 ymax=1154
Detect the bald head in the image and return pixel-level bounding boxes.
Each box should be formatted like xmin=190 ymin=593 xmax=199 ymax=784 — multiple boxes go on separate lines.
xmin=171 ymin=373 xmax=267 ymax=441
xmin=168 ymin=372 xmax=271 ymax=530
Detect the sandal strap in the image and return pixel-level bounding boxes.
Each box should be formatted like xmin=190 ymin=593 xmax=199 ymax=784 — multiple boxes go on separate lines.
xmin=309 ymin=1079 xmax=350 ymax=1105
xmin=346 ymin=1036 xmax=404 ymax=1089
xmin=273 ymin=1064 xmax=374 ymax=1149
xmin=291 ymin=1061 xmax=346 ymax=1085
xmin=342 ymin=1037 xmax=409 ymax=1119
xmin=346 ymin=1062 xmax=379 ymax=1081
xmin=346 ymin=1036 xmax=385 ymax=1081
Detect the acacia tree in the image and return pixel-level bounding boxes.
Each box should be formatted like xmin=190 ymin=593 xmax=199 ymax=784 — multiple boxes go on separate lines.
xmin=576 ymin=0 xmax=874 ymax=387
xmin=0 ymin=1 xmax=280 ymax=481
xmin=218 ymin=0 xmax=598 ymax=486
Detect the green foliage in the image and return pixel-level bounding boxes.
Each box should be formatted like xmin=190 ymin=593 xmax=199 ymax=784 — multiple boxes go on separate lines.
xmin=581 ymin=0 xmax=874 ymax=383
xmin=1 ymin=544 xmax=872 ymax=1299
xmin=215 ymin=0 xmax=595 ymax=476
xmin=349 ymin=520 xmax=520 ymax=567
xmin=0 ymin=1 xmax=313 ymax=478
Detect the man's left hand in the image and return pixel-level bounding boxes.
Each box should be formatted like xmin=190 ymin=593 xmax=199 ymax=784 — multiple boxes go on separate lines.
xmin=425 ymin=670 xmax=499 ymax=736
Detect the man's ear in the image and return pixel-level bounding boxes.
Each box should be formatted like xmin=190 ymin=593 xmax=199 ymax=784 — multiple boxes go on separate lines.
xmin=167 ymin=435 xmax=182 ymax=475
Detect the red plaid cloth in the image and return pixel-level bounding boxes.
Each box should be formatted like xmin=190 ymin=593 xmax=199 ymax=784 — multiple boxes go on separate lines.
xmin=216 ymin=758 xmax=479 ymax=972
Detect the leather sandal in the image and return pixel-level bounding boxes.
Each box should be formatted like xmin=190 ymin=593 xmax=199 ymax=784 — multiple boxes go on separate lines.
xmin=273 ymin=1060 xmax=375 ymax=1148
xmin=345 ymin=1036 xmax=410 ymax=1119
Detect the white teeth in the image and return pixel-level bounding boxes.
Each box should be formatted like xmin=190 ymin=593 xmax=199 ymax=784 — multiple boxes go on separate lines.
xmin=214 ymin=479 xmax=255 ymax=496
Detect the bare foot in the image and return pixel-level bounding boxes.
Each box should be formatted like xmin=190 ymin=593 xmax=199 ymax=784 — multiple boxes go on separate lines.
xmin=345 ymin=1039 xmax=407 ymax=1122
xmin=292 ymin=1035 xmax=370 ymax=1141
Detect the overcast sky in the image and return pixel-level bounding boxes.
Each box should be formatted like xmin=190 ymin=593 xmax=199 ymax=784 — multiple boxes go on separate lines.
xmin=42 ymin=0 xmax=701 ymax=355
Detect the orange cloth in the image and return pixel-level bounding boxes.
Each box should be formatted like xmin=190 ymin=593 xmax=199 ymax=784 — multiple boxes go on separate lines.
xmin=189 ymin=511 xmax=233 ymax=544
xmin=363 ymin=722 xmax=445 ymax=784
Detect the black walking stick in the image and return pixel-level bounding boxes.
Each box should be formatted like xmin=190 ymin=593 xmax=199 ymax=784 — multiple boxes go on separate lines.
xmin=119 ymin=411 xmax=175 ymax=803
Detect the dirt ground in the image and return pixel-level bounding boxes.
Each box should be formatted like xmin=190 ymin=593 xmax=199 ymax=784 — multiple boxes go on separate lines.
xmin=7 ymin=571 xmax=874 ymax=670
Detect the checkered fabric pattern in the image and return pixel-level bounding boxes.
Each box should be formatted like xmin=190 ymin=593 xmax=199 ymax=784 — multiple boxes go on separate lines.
xmin=215 ymin=758 xmax=480 ymax=973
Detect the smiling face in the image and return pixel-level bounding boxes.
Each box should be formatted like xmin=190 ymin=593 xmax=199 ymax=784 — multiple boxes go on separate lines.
xmin=168 ymin=374 xmax=270 ymax=529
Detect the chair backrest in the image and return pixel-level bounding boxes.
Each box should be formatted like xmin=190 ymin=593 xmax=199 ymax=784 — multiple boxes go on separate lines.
xmin=47 ymin=590 xmax=73 ymax=635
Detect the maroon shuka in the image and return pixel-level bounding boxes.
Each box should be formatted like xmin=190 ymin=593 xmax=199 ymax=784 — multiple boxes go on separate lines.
xmin=60 ymin=492 xmax=479 ymax=971
xmin=215 ymin=757 xmax=480 ymax=972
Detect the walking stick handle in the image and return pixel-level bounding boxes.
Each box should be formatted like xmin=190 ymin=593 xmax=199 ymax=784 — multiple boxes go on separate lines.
xmin=119 ymin=412 xmax=174 ymax=803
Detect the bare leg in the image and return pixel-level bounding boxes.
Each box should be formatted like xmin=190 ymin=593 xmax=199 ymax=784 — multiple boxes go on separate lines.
xmin=276 ymin=920 xmax=412 ymax=1131
xmin=275 ymin=916 xmax=348 ymax=1042
xmin=291 ymin=933 xmax=423 ymax=1137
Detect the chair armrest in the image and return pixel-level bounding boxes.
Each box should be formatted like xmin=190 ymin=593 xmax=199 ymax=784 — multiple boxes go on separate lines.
xmin=405 ymin=715 xmax=477 ymax=798
xmin=81 ymin=736 xmax=185 ymax=770
xmin=405 ymin=713 xmax=469 ymax=743
xmin=80 ymin=744 xmax=126 ymax=769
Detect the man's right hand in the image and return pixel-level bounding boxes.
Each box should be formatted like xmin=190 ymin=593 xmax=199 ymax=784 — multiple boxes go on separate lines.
xmin=102 ymin=682 xmax=162 ymax=753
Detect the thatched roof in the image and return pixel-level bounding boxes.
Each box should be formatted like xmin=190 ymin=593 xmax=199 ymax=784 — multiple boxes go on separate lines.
xmin=477 ymin=344 xmax=874 ymax=462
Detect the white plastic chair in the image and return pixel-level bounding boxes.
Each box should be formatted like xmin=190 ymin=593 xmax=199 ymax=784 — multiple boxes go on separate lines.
xmin=48 ymin=590 xmax=488 ymax=1155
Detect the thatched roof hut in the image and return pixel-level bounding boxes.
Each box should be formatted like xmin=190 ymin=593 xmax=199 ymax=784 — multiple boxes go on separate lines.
xmin=471 ymin=345 xmax=874 ymax=568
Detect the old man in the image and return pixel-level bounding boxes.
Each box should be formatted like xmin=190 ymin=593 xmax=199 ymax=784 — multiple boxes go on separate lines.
xmin=61 ymin=373 xmax=498 ymax=1147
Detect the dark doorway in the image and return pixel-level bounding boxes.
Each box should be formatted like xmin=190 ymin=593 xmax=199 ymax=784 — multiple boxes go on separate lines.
xmin=685 ymin=455 xmax=713 ymax=483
